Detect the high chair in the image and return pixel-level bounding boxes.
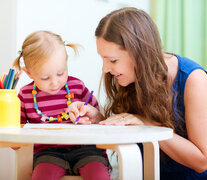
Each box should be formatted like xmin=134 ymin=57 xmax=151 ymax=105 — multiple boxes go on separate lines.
xmin=3 ymin=143 xmax=141 ymax=180
xmin=13 ymin=144 xmax=120 ymax=180
xmin=14 ymin=145 xmax=84 ymax=180
xmin=14 ymin=144 xmax=138 ymax=180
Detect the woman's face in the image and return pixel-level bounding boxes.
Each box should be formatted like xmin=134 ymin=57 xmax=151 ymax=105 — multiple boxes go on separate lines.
xmin=96 ymin=37 xmax=135 ymax=87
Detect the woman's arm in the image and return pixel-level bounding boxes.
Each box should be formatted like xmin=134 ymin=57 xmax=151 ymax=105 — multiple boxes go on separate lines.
xmin=159 ymin=69 xmax=207 ymax=173
xmin=99 ymin=113 xmax=145 ymax=125
xmin=99 ymin=69 xmax=207 ymax=173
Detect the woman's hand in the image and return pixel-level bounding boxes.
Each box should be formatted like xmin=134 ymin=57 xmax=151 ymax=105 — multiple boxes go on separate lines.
xmin=99 ymin=113 xmax=144 ymax=126
xmin=68 ymin=101 xmax=104 ymax=124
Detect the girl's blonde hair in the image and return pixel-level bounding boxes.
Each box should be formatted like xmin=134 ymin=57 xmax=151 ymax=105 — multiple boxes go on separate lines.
xmin=13 ymin=31 xmax=78 ymax=71
xmin=95 ymin=7 xmax=175 ymax=129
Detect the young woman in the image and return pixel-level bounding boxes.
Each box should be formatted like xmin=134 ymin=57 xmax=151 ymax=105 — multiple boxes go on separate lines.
xmin=69 ymin=7 xmax=207 ymax=179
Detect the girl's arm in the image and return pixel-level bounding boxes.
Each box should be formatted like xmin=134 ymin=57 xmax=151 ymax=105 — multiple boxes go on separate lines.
xmin=159 ymin=69 xmax=207 ymax=173
xmin=69 ymin=101 xmax=105 ymax=124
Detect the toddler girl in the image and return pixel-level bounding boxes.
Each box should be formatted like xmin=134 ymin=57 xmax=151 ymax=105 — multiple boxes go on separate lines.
xmin=13 ymin=30 xmax=110 ymax=180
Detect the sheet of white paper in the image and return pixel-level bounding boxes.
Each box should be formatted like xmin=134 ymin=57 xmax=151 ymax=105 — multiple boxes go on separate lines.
xmin=23 ymin=123 xmax=126 ymax=129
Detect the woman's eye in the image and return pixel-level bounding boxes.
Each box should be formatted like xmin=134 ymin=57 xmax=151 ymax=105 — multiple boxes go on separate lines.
xmin=111 ymin=60 xmax=117 ymax=63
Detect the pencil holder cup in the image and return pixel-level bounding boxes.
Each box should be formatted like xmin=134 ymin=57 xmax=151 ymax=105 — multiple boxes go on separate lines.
xmin=0 ymin=89 xmax=20 ymax=127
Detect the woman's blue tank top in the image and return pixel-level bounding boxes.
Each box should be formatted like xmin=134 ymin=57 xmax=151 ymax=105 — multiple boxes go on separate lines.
xmin=160 ymin=54 xmax=207 ymax=180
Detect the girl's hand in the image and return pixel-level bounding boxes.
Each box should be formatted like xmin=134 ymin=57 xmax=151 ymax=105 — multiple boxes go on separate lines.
xmin=68 ymin=101 xmax=104 ymax=124
xmin=99 ymin=113 xmax=144 ymax=126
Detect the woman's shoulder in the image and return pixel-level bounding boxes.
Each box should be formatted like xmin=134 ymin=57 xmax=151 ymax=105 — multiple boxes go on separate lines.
xmin=175 ymin=54 xmax=206 ymax=74
xmin=186 ymin=68 xmax=207 ymax=88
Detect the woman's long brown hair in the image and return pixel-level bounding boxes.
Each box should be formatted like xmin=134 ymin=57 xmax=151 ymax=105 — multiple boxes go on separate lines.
xmin=95 ymin=7 xmax=174 ymax=129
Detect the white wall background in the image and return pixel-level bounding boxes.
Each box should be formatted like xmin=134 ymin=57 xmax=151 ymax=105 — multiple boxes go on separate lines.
xmin=0 ymin=0 xmax=17 ymax=72
xmin=0 ymin=0 xmax=150 ymax=179
xmin=14 ymin=0 xmax=150 ymax=106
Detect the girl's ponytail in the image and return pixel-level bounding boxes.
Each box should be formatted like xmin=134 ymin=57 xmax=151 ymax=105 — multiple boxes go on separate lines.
xmin=64 ymin=42 xmax=82 ymax=55
xmin=13 ymin=53 xmax=22 ymax=71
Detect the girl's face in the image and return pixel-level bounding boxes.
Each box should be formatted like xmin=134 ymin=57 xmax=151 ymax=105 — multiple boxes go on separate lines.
xmin=96 ymin=37 xmax=135 ymax=87
xmin=25 ymin=48 xmax=68 ymax=94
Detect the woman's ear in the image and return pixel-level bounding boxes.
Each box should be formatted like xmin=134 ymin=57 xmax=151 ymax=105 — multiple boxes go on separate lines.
xmin=22 ymin=67 xmax=33 ymax=79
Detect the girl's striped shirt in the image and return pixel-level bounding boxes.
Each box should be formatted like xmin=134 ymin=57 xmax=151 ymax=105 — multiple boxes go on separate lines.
xmin=18 ymin=76 xmax=99 ymax=153
xmin=18 ymin=76 xmax=99 ymax=124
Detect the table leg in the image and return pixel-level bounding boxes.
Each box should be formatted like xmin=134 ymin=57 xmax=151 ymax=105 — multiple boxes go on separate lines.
xmin=15 ymin=144 xmax=33 ymax=180
xmin=97 ymin=144 xmax=142 ymax=180
xmin=143 ymin=141 xmax=159 ymax=180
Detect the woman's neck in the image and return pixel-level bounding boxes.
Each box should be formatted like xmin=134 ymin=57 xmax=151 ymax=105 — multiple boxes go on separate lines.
xmin=164 ymin=53 xmax=179 ymax=89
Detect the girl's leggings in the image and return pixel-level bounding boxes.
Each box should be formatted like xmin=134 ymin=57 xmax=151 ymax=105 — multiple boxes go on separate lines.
xmin=32 ymin=161 xmax=110 ymax=180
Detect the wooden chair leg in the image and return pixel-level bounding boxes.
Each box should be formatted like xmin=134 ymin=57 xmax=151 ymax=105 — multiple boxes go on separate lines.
xmin=15 ymin=145 xmax=33 ymax=180
xmin=14 ymin=144 xmax=83 ymax=180
xmin=0 ymin=148 xmax=15 ymax=180
xmin=97 ymin=144 xmax=142 ymax=180
xmin=143 ymin=141 xmax=160 ymax=180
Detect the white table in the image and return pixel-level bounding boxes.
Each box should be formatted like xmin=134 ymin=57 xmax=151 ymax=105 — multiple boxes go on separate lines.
xmin=0 ymin=124 xmax=173 ymax=180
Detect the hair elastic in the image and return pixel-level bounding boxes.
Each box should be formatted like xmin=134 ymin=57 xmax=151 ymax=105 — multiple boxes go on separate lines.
xmin=17 ymin=50 xmax=23 ymax=57
xmin=63 ymin=41 xmax=69 ymax=46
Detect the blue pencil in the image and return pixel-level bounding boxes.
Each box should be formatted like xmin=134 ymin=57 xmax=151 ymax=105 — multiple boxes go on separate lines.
xmin=75 ymin=91 xmax=94 ymax=123
xmin=5 ymin=69 xmax=14 ymax=89
xmin=8 ymin=70 xmax=16 ymax=89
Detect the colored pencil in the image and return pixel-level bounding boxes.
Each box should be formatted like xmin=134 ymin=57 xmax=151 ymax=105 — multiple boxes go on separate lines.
xmin=0 ymin=69 xmax=21 ymax=89
xmin=8 ymin=70 xmax=16 ymax=89
xmin=75 ymin=91 xmax=94 ymax=123
xmin=5 ymin=69 xmax=15 ymax=89
xmin=12 ymin=76 xmax=19 ymax=89
xmin=3 ymin=73 xmax=8 ymax=88
xmin=0 ymin=75 xmax=4 ymax=82
xmin=1 ymin=74 xmax=6 ymax=85
xmin=0 ymin=80 xmax=4 ymax=89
